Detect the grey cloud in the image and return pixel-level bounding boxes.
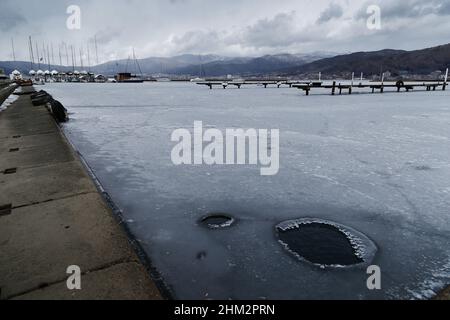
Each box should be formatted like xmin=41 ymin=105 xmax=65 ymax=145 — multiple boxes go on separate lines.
xmin=238 ymin=12 xmax=318 ymax=49
xmin=1 ymin=0 xmax=450 ymax=61
xmin=355 ymin=0 xmax=450 ymax=20
xmin=92 ymin=29 xmax=123 ymax=45
xmin=170 ymin=11 xmax=322 ymax=54
xmin=170 ymin=30 xmax=223 ymax=53
xmin=317 ymin=3 xmax=344 ymax=24
xmin=0 ymin=2 xmax=27 ymax=31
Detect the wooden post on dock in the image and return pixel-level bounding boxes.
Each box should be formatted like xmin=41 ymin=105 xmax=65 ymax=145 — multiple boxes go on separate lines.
xmin=350 ymin=72 xmax=354 ymax=95
xmin=381 ymin=73 xmax=385 ymax=93
xmin=444 ymin=68 xmax=448 ymax=91
xmin=332 ymin=81 xmax=336 ymax=95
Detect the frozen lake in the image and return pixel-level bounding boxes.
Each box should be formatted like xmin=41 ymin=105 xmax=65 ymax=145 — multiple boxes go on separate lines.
xmin=46 ymin=82 xmax=450 ymax=300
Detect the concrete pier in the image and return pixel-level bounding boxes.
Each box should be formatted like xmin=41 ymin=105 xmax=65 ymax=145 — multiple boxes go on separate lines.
xmin=0 ymin=87 xmax=162 ymax=300
xmin=0 ymin=84 xmax=17 ymax=106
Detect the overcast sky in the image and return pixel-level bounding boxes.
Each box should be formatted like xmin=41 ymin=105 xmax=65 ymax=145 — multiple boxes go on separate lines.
xmin=1 ymin=0 xmax=450 ymax=63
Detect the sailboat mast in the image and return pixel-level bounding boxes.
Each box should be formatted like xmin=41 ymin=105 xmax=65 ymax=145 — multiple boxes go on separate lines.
xmin=65 ymin=43 xmax=69 ymax=66
xmin=36 ymin=42 xmax=41 ymax=70
xmin=47 ymin=44 xmax=51 ymax=70
xmin=133 ymin=48 xmax=143 ymax=77
xmin=29 ymin=36 xmax=35 ymax=70
xmin=125 ymin=55 xmax=130 ymax=73
xmin=79 ymin=46 xmax=84 ymax=70
xmin=94 ymin=35 xmax=99 ymax=65
xmin=42 ymin=43 xmax=46 ymax=67
xmin=71 ymin=46 xmax=75 ymax=72
xmin=73 ymin=46 xmax=77 ymax=68
xmin=51 ymin=43 xmax=55 ymax=67
xmin=59 ymin=44 xmax=63 ymax=66
xmin=87 ymin=44 xmax=91 ymax=73
xmin=11 ymin=38 xmax=16 ymax=66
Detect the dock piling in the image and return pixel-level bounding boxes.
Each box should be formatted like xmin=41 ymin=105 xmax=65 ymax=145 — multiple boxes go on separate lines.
xmin=444 ymin=68 xmax=448 ymax=91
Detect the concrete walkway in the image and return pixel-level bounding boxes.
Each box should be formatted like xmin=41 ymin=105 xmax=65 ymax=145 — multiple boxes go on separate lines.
xmin=0 ymin=87 xmax=162 ymax=300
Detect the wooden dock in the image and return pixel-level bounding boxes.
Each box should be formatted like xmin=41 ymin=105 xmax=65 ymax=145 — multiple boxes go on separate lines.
xmin=292 ymin=79 xmax=447 ymax=95
xmin=196 ymin=69 xmax=449 ymax=96
xmin=196 ymin=80 xmax=310 ymax=89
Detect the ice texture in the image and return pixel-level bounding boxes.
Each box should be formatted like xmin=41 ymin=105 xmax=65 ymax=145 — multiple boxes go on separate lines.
xmin=45 ymin=82 xmax=450 ymax=300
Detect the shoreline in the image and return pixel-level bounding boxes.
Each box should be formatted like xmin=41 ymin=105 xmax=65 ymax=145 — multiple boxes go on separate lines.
xmin=0 ymin=86 xmax=162 ymax=300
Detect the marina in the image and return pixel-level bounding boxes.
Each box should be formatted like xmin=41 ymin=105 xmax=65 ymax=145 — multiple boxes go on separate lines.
xmin=1 ymin=0 xmax=450 ymax=303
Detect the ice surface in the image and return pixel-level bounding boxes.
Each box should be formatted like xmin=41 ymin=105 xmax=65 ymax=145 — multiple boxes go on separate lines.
xmin=45 ymin=82 xmax=450 ymax=299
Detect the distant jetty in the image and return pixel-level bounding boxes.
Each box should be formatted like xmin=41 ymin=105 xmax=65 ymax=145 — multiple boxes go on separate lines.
xmin=196 ymin=69 xmax=449 ymax=96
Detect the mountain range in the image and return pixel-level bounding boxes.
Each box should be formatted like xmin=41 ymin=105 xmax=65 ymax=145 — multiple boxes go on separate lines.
xmin=281 ymin=43 xmax=450 ymax=77
xmin=1 ymin=43 xmax=449 ymax=77
xmin=0 ymin=52 xmax=336 ymax=77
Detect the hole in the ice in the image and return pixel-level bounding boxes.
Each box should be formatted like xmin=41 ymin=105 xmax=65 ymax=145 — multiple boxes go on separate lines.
xmin=276 ymin=219 xmax=377 ymax=268
xmin=201 ymin=214 xmax=235 ymax=229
